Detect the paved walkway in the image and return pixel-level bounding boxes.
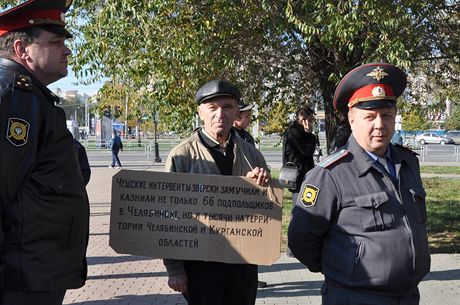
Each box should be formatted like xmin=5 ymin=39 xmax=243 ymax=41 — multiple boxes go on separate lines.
xmin=63 ymin=167 xmax=460 ymax=305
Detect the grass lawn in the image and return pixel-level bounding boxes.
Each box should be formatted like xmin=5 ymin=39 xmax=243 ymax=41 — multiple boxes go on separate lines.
xmin=420 ymin=166 xmax=460 ymax=175
xmin=424 ymin=177 xmax=460 ymax=253
xmin=273 ymin=169 xmax=460 ymax=253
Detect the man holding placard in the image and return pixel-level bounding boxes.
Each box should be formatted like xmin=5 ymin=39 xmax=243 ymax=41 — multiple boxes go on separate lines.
xmin=163 ymin=79 xmax=271 ymax=305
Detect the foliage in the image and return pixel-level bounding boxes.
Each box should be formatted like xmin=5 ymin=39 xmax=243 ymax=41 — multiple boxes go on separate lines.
xmin=66 ymin=0 xmax=460 ymax=144
xmin=444 ymin=103 xmax=460 ymax=131
xmin=401 ymin=104 xmax=431 ymax=132
xmin=1 ymin=1 xmax=458 ymax=144
xmin=284 ymin=0 xmax=460 ymax=143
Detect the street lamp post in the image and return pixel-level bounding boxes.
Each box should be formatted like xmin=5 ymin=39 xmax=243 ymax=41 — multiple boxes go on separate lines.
xmin=147 ymin=81 xmax=161 ymax=163
xmin=153 ymin=110 xmax=161 ymax=163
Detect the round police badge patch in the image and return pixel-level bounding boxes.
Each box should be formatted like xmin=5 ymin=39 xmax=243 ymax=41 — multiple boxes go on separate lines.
xmin=6 ymin=117 xmax=30 ymax=147
xmin=301 ymin=184 xmax=319 ymax=208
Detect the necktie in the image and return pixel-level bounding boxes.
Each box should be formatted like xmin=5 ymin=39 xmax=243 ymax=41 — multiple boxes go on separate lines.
xmin=378 ymin=156 xmax=397 ymax=180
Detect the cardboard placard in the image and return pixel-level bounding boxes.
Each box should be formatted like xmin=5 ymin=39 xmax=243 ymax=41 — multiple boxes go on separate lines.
xmin=109 ymin=170 xmax=283 ymax=265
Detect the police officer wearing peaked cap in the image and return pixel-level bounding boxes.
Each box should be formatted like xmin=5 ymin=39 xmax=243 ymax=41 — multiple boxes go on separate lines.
xmin=0 ymin=0 xmax=73 ymax=38
xmin=233 ymin=100 xmax=256 ymax=147
xmin=288 ymin=63 xmax=430 ymax=305
xmin=0 ymin=1 xmax=89 ymax=305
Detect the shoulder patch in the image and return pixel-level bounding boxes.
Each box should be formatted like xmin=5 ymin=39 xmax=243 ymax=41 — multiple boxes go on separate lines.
xmin=394 ymin=144 xmax=418 ymax=156
xmin=318 ymin=149 xmax=349 ymax=168
xmin=13 ymin=74 xmax=32 ymax=91
xmin=301 ymin=184 xmax=320 ymax=208
xmin=6 ymin=117 xmax=30 ymax=146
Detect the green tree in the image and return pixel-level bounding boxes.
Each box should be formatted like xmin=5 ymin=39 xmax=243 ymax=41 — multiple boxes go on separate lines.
xmin=401 ymin=105 xmax=431 ymax=133
xmin=66 ymin=0 xmax=459 ymax=146
xmin=3 ymin=0 xmax=457 ymax=146
xmin=444 ymin=104 xmax=460 ymax=131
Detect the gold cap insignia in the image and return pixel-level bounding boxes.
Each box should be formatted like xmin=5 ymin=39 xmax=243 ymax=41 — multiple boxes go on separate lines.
xmin=6 ymin=117 xmax=30 ymax=147
xmin=366 ymin=66 xmax=389 ymax=81
xmin=301 ymin=184 xmax=320 ymax=208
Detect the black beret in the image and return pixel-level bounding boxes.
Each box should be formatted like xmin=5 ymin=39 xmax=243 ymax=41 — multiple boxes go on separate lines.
xmin=333 ymin=63 xmax=407 ymax=110
xmin=195 ymin=80 xmax=241 ymax=104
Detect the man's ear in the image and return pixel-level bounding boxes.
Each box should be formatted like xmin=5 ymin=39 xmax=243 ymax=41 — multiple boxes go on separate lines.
xmin=348 ymin=108 xmax=355 ymax=130
xmin=13 ymin=39 xmax=28 ymax=60
xmin=196 ymin=105 xmax=202 ymax=119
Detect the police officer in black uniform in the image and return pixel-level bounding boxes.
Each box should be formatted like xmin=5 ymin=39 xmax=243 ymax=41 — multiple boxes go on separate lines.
xmin=288 ymin=63 xmax=430 ymax=305
xmin=233 ymin=102 xmax=256 ymax=147
xmin=0 ymin=1 xmax=89 ymax=304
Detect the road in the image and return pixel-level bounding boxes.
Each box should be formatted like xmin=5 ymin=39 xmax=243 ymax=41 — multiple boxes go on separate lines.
xmin=86 ymin=143 xmax=460 ymax=169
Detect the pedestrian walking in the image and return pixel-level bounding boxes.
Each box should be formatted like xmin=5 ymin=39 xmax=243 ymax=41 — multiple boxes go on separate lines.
xmin=109 ymin=129 xmax=123 ymax=168
xmin=0 ymin=1 xmax=89 ymax=304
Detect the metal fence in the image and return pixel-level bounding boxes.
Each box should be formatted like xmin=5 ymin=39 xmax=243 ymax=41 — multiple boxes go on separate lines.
xmin=419 ymin=144 xmax=460 ymax=162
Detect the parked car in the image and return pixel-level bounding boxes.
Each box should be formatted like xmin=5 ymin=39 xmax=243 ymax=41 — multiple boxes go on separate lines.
xmin=445 ymin=131 xmax=460 ymax=144
xmin=416 ymin=133 xmax=454 ymax=145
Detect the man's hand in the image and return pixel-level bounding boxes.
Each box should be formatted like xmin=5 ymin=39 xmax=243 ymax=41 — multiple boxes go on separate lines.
xmin=246 ymin=167 xmax=271 ymax=187
xmin=168 ymin=274 xmax=188 ymax=293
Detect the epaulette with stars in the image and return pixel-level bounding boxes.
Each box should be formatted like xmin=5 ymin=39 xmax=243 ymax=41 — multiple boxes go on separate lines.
xmin=13 ymin=74 xmax=32 ymax=91
xmin=318 ymin=149 xmax=349 ymax=168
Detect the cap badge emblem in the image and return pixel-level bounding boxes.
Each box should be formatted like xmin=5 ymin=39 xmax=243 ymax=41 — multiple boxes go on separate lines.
xmin=372 ymin=86 xmax=386 ymax=97
xmin=366 ymin=66 xmax=389 ymax=81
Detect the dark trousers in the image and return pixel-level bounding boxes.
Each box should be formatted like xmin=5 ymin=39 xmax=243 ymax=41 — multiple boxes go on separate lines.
xmin=0 ymin=290 xmax=66 ymax=305
xmin=111 ymin=149 xmax=121 ymax=167
xmin=322 ymin=282 xmax=421 ymax=305
xmin=183 ymin=260 xmax=258 ymax=305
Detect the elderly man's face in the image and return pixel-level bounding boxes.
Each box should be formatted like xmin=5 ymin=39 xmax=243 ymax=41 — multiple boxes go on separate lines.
xmin=348 ymin=106 xmax=396 ymax=156
xmin=198 ymin=97 xmax=239 ymax=141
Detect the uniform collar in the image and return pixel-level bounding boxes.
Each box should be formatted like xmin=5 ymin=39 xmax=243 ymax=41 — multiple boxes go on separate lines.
xmin=346 ymin=135 xmax=404 ymax=176
xmin=0 ymin=57 xmax=60 ymax=104
xmin=365 ymin=148 xmax=391 ymax=163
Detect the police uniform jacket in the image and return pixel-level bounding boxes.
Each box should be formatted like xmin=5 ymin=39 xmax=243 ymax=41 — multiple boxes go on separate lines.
xmin=282 ymin=121 xmax=316 ymax=193
xmin=0 ymin=58 xmax=89 ymax=290
xmin=163 ymin=128 xmax=268 ymax=276
xmin=234 ymin=127 xmax=255 ymax=147
xmin=288 ymin=135 xmax=430 ymax=296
